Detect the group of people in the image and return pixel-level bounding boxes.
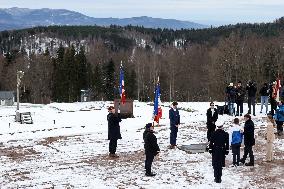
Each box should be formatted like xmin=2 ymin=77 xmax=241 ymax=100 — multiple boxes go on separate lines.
xmin=225 ymin=80 xmax=283 ymax=135
xmin=225 ymin=80 xmax=278 ymax=115
xmin=207 ymin=101 xmax=278 ymax=183
xmin=106 ymin=99 xmax=279 ymax=182
xmin=225 ymin=80 xmax=257 ymax=116
xmin=107 ymin=102 xmax=180 ymax=177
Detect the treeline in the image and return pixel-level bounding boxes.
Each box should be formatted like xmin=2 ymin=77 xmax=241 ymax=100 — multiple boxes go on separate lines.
xmin=0 ymin=18 xmax=284 ymax=103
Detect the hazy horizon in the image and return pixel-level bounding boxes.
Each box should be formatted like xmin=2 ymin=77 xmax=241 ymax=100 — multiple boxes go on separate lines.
xmin=1 ymin=0 xmax=284 ymax=26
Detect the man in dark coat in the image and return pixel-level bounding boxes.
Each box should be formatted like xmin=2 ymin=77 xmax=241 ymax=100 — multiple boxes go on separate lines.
xmin=107 ymin=106 xmax=122 ymax=158
xmin=208 ymin=122 xmax=229 ymax=183
xmin=240 ymin=114 xmax=255 ymax=166
xmin=206 ymin=102 xmax=218 ymax=141
xmin=226 ymin=83 xmax=236 ymax=116
xmin=169 ymin=101 xmax=180 ymax=149
xmin=246 ymin=80 xmax=257 ymax=116
xmin=236 ymin=81 xmax=245 ymax=116
xmin=144 ymin=123 xmax=160 ymax=176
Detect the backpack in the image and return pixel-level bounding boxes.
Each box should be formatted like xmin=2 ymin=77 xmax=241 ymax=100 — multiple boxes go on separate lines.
xmin=232 ymin=131 xmax=243 ymax=144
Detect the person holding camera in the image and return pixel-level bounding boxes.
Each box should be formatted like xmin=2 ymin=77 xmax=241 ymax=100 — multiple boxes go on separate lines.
xmin=226 ymin=83 xmax=236 ymax=116
xmin=246 ymin=80 xmax=257 ymax=116
xmin=236 ymin=81 xmax=245 ymax=116
xmin=208 ymin=121 xmax=229 ymax=183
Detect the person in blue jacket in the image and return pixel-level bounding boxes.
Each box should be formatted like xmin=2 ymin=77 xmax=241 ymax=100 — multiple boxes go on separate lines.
xmin=273 ymin=101 xmax=284 ymax=136
xmin=169 ymin=101 xmax=180 ymax=149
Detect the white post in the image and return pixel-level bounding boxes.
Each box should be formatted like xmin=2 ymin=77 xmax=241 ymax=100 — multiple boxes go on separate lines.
xmin=16 ymin=70 xmax=24 ymax=122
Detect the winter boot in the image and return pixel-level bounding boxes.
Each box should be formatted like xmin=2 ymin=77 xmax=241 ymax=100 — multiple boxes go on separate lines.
xmin=245 ymin=162 xmax=254 ymax=166
xmin=145 ymin=172 xmax=156 ymax=177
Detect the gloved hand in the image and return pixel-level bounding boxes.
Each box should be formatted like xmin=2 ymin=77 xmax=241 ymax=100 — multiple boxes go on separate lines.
xmin=225 ymin=150 xmax=229 ymax=155
xmin=208 ymin=149 xmax=212 ymax=154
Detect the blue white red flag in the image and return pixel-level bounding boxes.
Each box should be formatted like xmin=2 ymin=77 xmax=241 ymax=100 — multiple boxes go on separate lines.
xmin=119 ymin=62 xmax=126 ymax=104
xmin=153 ymin=77 xmax=162 ymax=122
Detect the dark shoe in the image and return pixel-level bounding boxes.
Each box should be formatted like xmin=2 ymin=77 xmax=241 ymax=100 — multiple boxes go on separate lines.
xmin=215 ymin=178 xmax=221 ymax=183
xmin=145 ymin=172 xmax=156 ymax=177
xmin=109 ymin=153 xmax=119 ymax=158
xmin=240 ymin=158 xmax=245 ymax=164
xmin=245 ymin=162 xmax=254 ymax=166
xmin=168 ymin=145 xmax=176 ymax=149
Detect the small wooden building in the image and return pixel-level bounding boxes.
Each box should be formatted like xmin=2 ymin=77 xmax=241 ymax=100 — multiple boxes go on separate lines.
xmin=0 ymin=91 xmax=15 ymax=106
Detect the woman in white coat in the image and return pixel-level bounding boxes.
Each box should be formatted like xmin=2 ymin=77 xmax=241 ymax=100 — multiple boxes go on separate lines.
xmin=266 ymin=113 xmax=276 ymax=162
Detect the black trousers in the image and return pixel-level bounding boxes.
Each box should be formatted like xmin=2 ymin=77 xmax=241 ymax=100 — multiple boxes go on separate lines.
xmin=145 ymin=154 xmax=155 ymax=174
xmin=232 ymin=144 xmax=241 ymax=165
xmin=109 ymin=139 xmax=118 ymax=154
xmin=242 ymin=145 xmax=254 ymax=163
xmin=276 ymin=121 xmax=283 ymax=133
xmin=270 ymin=99 xmax=277 ymax=116
xmin=236 ymin=101 xmax=243 ymax=115
xmin=213 ymin=165 xmax=222 ymax=181
xmin=207 ymin=127 xmax=215 ymax=142
xmin=170 ymin=126 xmax=178 ymax=145
xmin=248 ymin=97 xmax=255 ymax=115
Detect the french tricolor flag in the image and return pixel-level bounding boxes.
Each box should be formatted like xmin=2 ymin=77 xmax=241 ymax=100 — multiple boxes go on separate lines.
xmin=119 ymin=61 xmax=126 ymax=104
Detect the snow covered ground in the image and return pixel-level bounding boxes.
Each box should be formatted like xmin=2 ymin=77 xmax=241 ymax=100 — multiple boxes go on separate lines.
xmin=0 ymin=101 xmax=283 ymax=188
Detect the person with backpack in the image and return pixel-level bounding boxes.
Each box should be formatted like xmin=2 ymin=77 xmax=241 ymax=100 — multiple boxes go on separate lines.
xmin=228 ymin=118 xmax=243 ymax=166
xmin=273 ymin=101 xmax=284 ymax=136
xmin=143 ymin=123 xmax=160 ymax=176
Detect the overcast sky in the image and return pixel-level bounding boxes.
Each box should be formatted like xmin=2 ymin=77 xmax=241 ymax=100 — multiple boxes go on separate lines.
xmin=1 ymin=0 xmax=284 ymax=26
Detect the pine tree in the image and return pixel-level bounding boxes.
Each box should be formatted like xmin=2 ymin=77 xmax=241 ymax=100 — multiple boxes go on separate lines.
xmin=103 ymin=59 xmax=115 ymax=100
xmin=64 ymin=45 xmax=77 ymax=102
xmin=125 ymin=68 xmax=137 ymax=99
xmin=93 ymin=64 xmax=103 ymax=100
xmin=52 ymin=45 xmax=66 ymax=102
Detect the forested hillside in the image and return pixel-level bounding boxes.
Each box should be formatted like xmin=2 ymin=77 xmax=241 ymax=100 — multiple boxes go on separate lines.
xmin=1 ymin=17 xmax=284 ymax=103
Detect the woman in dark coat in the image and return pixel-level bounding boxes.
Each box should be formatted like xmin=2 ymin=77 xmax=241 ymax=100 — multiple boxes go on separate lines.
xmin=107 ymin=106 xmax=122 ymax=158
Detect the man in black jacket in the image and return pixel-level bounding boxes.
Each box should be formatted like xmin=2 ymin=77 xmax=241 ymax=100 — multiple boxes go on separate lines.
xmin=206 ymin=102 xmax=218 ymax=141
xmin=107 ymin=106 xmax=122 ymax=158
xmin=144 ymin=123 xmax=160 ymax=176
xmin=208 ymin=122 xmax=229 ymax=183
xmin=240 ymin=114 xmax=255 ymax=166
xmin=246 ymin=80 xmax=257 ymax=116
xmin=236 ymin=81 xmax=245 ymax=116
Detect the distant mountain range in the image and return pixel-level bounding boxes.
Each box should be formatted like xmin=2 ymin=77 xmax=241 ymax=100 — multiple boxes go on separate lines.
xmin=0 ymin=7 xmax=208 ymax=31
